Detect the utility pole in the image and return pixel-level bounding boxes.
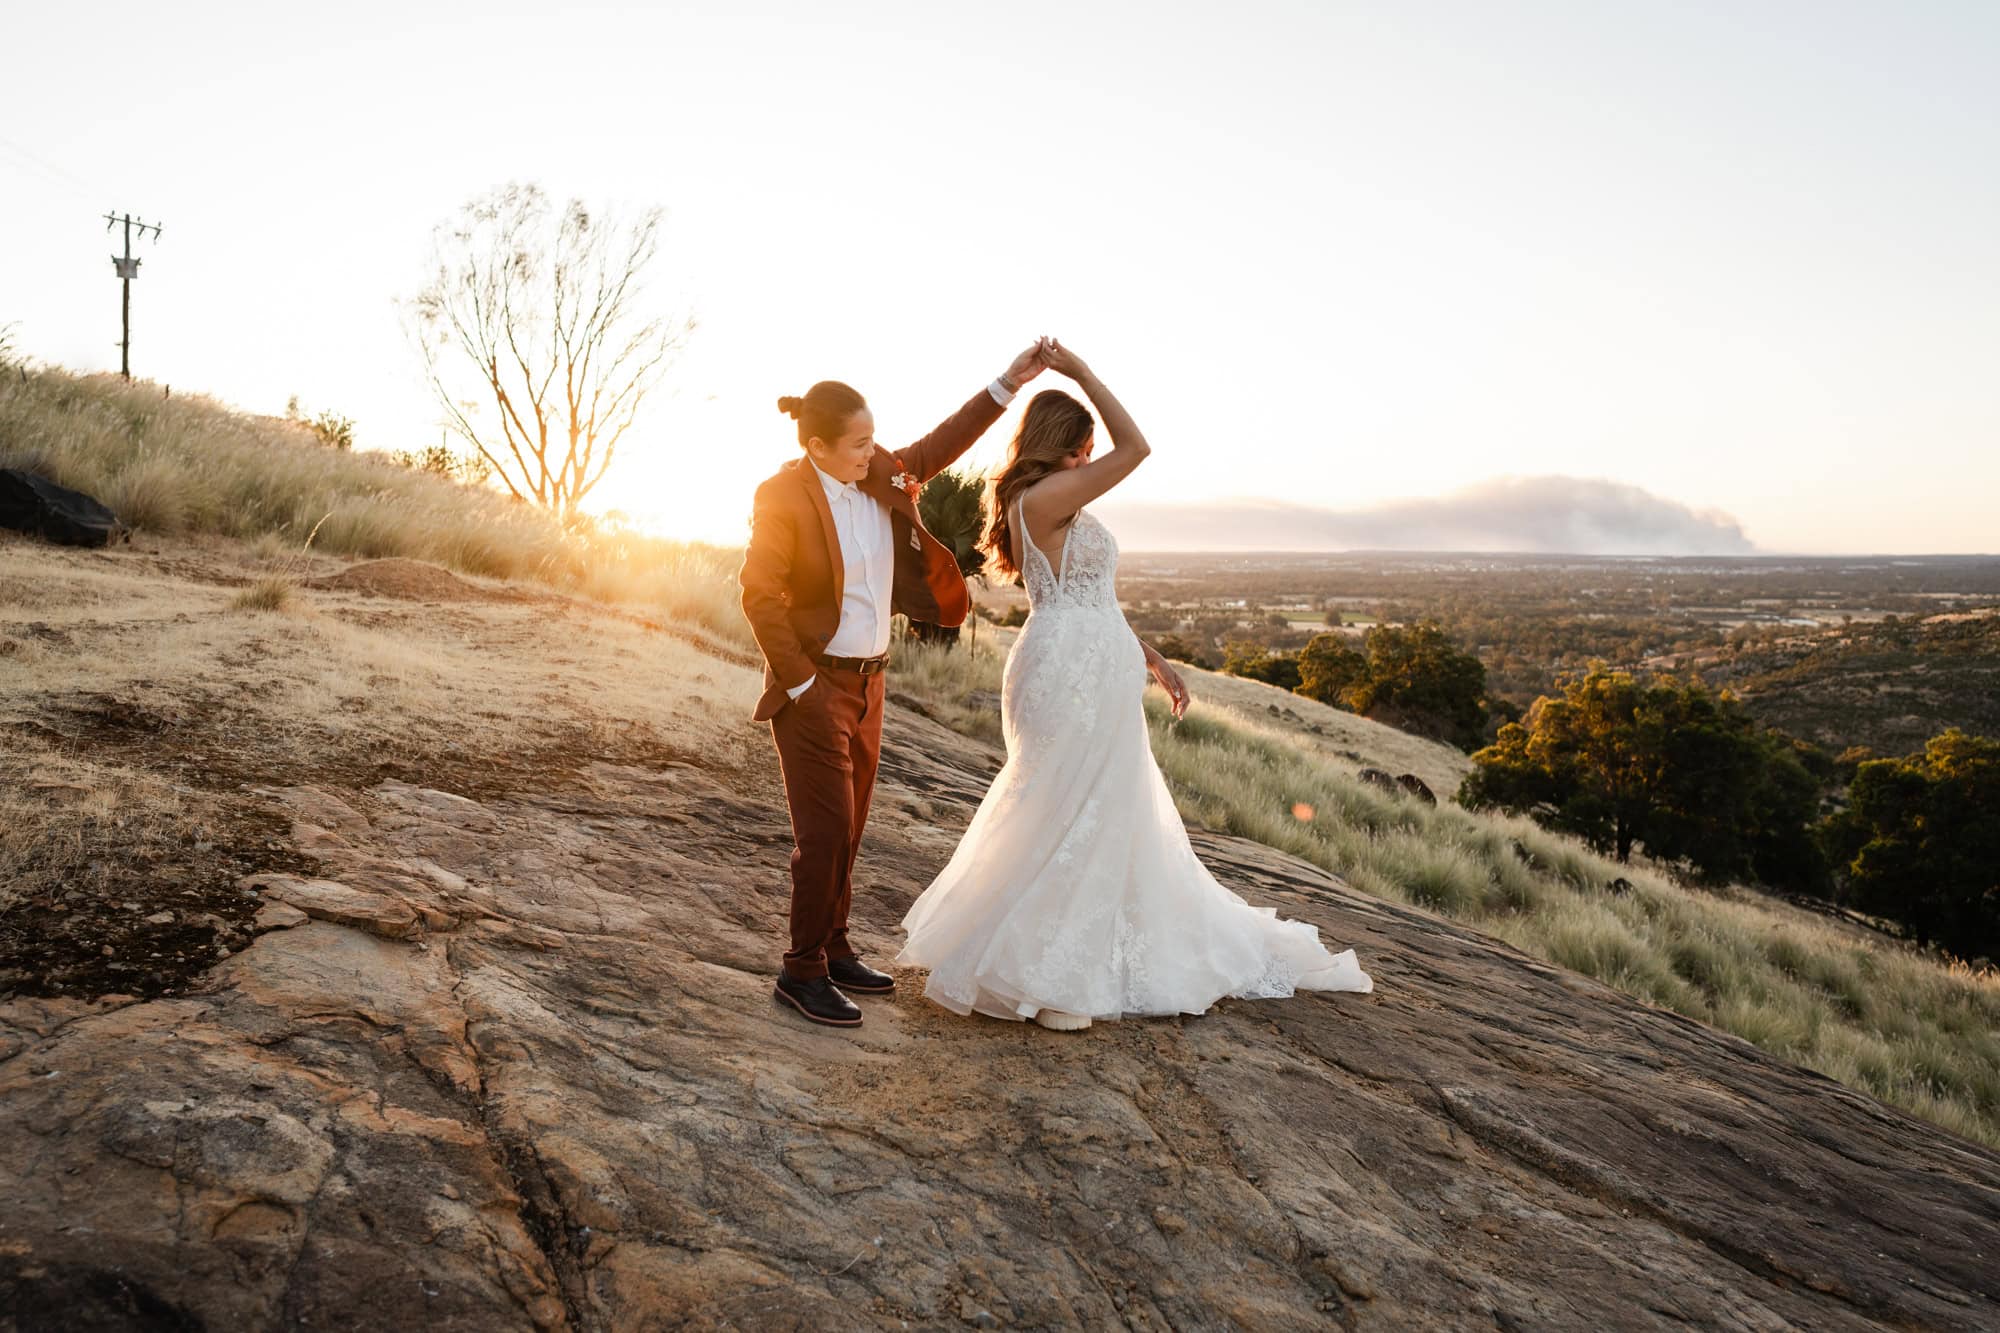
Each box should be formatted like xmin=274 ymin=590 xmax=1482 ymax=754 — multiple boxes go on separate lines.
xmin=104 ymin=211 xmax=162 ymax=380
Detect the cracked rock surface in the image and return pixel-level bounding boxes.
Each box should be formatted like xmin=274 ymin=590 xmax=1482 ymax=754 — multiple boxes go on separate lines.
xmin=0 ymin=535 xmax=1995 ymax=1330
xmin=3 ymin=705 xmax=1996 ymax=1331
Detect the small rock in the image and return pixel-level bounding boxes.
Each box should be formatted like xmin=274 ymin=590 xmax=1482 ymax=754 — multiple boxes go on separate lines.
xmin=1395 ymin=773 xmax=1438 ymax=805
xmin=1153 ymin=1207 xmax=1189 ymax=1236
xmin=143 ymin=910 xmax=174 ymax=925
xmin=241 ymin=874 xmax=422 ymax=940
xmin=1320 ymin=1257 xmax=1375 ymax=1300
xmin=253 ymin=901 xmax=311 ymax=931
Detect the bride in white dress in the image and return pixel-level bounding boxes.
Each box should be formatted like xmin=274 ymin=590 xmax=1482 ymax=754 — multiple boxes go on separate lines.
xmin=896 ymin=341 xmax=1373 ymax=1030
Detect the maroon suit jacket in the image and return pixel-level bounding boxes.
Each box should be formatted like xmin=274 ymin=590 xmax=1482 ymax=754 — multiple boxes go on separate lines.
xmin=739 ymin=386 xmax=1005 ymax=721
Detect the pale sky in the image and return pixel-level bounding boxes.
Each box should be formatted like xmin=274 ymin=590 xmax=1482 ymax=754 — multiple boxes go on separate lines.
xmin=3 ymin=1 xmax=1995 ymax=553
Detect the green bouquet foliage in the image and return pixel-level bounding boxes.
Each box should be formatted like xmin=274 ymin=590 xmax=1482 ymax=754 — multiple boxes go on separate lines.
xmin=915 ymin=465 xmax=986 ymax=579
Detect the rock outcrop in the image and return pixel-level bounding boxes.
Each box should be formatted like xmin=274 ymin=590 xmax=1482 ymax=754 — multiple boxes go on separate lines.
xmin=4 ymin=701 xmax=1997 ymax=1330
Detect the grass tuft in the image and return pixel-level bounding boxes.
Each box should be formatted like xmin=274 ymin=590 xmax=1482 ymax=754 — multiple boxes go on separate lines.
xmin=229 ymin=576 xmax=294 ymax=613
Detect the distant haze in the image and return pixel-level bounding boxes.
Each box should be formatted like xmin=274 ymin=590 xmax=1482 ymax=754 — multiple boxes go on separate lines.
xmin=1099 ymin=475 xmax=1756 ymax=556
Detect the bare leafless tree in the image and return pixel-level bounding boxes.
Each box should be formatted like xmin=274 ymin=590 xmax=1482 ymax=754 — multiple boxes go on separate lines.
xmin=405 ymin=183 xmax=693 ymax=514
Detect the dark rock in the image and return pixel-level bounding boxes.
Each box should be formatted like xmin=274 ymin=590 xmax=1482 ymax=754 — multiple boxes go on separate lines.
xmin=0 ymin=469 xmax=126 ymax=547
xmin=1358 ymin=767 xmax=1399 ymax=794
xmin=1395 ymin=773 xmax=1438 ymax=805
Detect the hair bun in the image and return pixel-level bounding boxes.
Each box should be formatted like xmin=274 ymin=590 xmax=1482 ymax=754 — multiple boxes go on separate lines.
xmin=776 ymin=395 xmax=804 ymax=419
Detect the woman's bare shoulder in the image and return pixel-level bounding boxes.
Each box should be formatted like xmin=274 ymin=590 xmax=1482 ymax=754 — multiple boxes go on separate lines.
xmin=1018 ymin=477 xmax=1077 ymax=528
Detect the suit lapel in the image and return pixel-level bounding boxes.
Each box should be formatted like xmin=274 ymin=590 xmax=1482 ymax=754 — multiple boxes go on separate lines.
xmin=795 ymin=460 xmax=845 ymax=609
xmin=862 ymin=452 xmax=919 ymax=525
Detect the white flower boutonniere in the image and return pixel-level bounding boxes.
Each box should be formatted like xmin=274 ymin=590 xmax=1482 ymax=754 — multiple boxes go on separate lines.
xmin=890 ymin=468 xmax=921 ymax=502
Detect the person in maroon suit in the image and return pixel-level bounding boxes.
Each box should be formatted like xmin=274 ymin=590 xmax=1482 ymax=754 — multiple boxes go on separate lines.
xmin=740 ymin=340 xmax=1049 ymax=1026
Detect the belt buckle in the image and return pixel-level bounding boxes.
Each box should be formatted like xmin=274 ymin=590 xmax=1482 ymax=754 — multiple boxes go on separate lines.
xmin=860 ymin=656 xmax=885 ymax=675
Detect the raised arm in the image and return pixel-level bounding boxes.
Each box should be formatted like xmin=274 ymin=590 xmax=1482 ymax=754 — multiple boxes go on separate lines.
xmin=897 ymin=340 xmax=1051 ymax=484
xmin=1019 ymin=341 xmax=1150 ymax=533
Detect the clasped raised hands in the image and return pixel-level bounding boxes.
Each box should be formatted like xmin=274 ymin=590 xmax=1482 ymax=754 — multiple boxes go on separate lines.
xmin=1004 ymin=336 xmax=1096 ymax=392
xmin=1038 ymin=336 xmax=1091 ymax=382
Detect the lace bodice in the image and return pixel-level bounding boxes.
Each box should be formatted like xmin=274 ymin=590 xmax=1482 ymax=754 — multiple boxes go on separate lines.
xmin=1016 ymin=501 xmax=1120 ymax=612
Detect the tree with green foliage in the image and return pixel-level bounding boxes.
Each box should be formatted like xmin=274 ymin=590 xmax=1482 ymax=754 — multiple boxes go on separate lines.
xmin=1343 ymin=621 xmax=1488 ymax=750
xmin=1821 ymin=729 xmax=1999 ymax=962
xmin=1295 ymin=632 xmax=1367 ymax=707
xmin=1221 ymin=640 xmax=1301 ymax=691
xmin=1291 ymin=622 xmax=1490 ymax=750
xmin=1459 ymin=666 xmax=1826 ymax=891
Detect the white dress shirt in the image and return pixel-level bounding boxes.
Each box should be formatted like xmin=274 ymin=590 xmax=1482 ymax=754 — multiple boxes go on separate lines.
xmin=788 ymin=377 xmax=1016 ymax=700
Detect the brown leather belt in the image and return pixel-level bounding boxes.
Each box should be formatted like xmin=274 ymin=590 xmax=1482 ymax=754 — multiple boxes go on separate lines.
xmin=814 ymin=652 xmax=889 ymax=675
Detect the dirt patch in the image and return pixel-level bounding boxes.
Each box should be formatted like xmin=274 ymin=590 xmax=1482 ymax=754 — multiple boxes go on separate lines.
xmin=308 ymin=557 xmax=534 ymax=604
xmin=1 ymin=699 xmax=719 ymax=1003
xmin=0 ymin=787 xmax=312 ymax=1002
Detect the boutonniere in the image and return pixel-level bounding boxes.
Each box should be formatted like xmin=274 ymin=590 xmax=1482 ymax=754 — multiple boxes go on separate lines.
xmin=890 ymin=467 xmax=921 ymax=502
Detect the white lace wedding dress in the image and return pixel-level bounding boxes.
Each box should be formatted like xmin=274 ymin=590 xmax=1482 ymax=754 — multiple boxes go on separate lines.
xmin=896 ymin=501 xmax=1373 ymax=1022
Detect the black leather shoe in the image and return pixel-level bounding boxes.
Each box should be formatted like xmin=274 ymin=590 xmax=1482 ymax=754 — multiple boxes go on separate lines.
xmin=827 ymin=956 xmax=896 ymax=994
xmin=774 ymin=972 xmax=863 ymax=1027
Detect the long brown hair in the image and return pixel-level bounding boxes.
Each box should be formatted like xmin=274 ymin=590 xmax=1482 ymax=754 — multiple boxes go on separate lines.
xmin=978 ymin=389 xmax=1096 ymax=583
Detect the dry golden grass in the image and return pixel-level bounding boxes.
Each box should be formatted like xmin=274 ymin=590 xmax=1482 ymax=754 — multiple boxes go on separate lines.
xmin=229 ymin=575 xmax=293 ymax=612
xmin=0 ymin=365 xmax=746 ymax=644
xmin=889 ymin=634 xmax=2000 ymax=1148
xmin=0 ymin=745 xmax=192 ymax=913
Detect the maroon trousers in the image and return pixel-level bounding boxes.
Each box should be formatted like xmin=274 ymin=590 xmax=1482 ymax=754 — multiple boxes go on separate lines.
xmin=768 ymin=664 xmax=886 ymax=980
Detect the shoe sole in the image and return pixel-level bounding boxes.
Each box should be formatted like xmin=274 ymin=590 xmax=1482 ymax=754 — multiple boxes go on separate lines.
xmin=833 ymin=979 xmax=895 ymax=995
xmin=773 ymin=984 xmax=863 ymax=1027
xmin=1033 ymin=1010 xmax=1092 ymax=1031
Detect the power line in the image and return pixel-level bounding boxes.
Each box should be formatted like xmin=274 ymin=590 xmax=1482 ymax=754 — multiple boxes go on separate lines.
xmin=104 ymin=211 xmax=163 ymax=381
xmin=0 ymin=136 xmax=102 ymax=200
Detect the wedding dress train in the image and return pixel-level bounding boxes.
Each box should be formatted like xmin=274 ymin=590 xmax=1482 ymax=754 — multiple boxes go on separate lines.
xmin=896 ymin=501 xmax=1373 ymax=1022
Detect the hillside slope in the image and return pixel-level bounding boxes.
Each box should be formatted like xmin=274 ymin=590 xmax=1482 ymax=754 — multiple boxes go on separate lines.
xmin=1718 ymin=611 xmax=2000 ymax=756
xmin=2 ymin=534 xmax=1996 ymax=1330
